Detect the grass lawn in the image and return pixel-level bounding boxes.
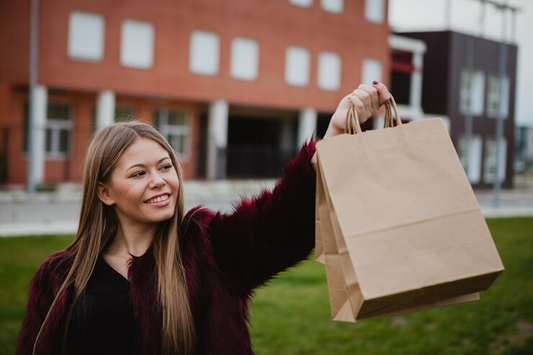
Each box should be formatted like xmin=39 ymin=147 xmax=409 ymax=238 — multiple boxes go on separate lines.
xmin=1 ymin=218 xmax=533 ymax=355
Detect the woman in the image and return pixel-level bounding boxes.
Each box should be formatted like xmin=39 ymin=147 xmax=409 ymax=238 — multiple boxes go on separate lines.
xmin=17 ymin=82 xmax=391 ymax=355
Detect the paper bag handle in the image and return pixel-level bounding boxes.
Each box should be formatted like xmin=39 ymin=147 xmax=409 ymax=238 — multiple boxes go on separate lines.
xmin=383 ymin=96 xmax=402 ymax=129
xmin=345 ymin=104 xmax=363 ymax=134
xmin=345 ymin=96 xmax=402 ymax=135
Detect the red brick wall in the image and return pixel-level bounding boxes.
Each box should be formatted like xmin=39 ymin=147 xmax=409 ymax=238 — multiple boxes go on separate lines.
xmin=5 ymin=0 xmax=389 ymax=112
xmin=0 ymin=0 xmax=390 ymax=184
xmin=0 ymin=1 xmax=31 ymax=85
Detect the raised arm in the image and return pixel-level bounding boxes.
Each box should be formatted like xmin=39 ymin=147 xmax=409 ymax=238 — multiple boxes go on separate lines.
xmin=207 ymin=140 xmax=317 ymax=293
xmin=206 ymin=82 xmax=391 ymax=294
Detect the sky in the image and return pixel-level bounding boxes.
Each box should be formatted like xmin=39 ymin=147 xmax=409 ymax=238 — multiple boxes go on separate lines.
xmin=389 ymin=0 xmax=533 ymax=127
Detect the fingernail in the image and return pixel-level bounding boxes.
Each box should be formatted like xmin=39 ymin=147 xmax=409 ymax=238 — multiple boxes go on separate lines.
xmin=373 ymin=80 xmax=379 ymax=85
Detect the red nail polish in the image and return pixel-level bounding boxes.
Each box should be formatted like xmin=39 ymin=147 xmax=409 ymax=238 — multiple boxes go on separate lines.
xmin=373 ymin=80 xmax=379 ymax=85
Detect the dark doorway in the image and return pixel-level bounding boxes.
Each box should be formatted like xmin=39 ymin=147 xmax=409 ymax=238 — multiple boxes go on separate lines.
xmin=317 ymin=113 xmax=332 ymax=138
xmin=227 ymin=117 xmax=297 ymax=178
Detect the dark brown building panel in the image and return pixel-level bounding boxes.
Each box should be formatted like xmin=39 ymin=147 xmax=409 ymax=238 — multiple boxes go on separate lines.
xmin=399 ymin=31 xmax=517 ymax=188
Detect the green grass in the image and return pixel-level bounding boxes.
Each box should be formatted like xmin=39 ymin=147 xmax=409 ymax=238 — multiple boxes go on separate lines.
xmin=1 ymin=218 xmax=533 ymax=355
xmin=250 ymin=217 xmax=533 ymax=355
xmin=0 ymin=235 xmax=73 ymax=355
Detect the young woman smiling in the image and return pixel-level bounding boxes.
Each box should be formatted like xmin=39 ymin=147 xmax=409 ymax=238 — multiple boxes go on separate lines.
xmin=17 ymin=82 xmax=391 ymax=355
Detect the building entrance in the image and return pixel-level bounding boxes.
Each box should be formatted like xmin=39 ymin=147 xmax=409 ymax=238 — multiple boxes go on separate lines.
xmin=227 ymin=109 xmax=298 ymax=178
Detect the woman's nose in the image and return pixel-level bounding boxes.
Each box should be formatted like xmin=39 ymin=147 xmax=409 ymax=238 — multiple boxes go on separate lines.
xmin=149 ymin=173 xmax=166 ymax=188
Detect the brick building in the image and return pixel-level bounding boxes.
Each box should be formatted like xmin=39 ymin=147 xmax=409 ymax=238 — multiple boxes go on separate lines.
xmin=0 ymin=0 xmax=390 ymax=185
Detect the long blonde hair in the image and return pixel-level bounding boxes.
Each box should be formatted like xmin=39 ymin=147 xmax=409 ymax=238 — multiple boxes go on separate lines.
xmin=33 ymin=121 xmax=195 ymax=354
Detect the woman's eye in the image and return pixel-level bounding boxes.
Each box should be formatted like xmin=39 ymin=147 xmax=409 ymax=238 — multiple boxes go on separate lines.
xmin=130 ymin=171 xmax=146 ymax=178
xmin=160 ymin=164 xmax=172 ymax=171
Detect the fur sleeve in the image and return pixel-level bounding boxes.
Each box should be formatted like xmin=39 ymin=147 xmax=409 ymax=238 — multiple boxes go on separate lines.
xmin=207 ymin=141 xmax=317 ymax=294
xmin=16 ymin=251 xmax=71 ymax=355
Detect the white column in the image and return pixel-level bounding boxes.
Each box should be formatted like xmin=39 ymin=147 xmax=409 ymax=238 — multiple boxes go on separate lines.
xmin=410 ymin=52 xmax=424 ymax=110
xmin=207 ymin=100 xmax=229 ymax=180
xmin=297 ymin=107 xmax=317 ymax=147
xmin=96 ymin=90 xmax=115 ymax=129
xmin=30 ymin=85 xmax=47 ymax=185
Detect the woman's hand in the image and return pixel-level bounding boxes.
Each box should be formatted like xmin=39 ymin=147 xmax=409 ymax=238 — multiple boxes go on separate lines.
xmin=323 ymin=81 xmax=392 ymax=139
xmin=311 ymin=81 xmax=392 ymax=168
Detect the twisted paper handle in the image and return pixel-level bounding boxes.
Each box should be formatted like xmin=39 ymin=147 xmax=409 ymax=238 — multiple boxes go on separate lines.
xmin=345 ymin=96 xmax=402 ymax=135
xmin=383 ymin=96 xmax=402 ymax=129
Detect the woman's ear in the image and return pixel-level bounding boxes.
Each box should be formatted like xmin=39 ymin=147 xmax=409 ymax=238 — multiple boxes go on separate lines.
xmin=97 ymin=182 xmax=115 ymax=206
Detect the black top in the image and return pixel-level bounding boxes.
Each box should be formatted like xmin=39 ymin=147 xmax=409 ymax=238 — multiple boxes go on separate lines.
xmin=66 ymin=256 xmax=139 ymax=355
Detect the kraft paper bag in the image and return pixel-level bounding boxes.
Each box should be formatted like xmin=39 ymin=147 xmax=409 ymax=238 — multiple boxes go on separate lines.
xmin=315 ymin=99 xmax=504 ymax=322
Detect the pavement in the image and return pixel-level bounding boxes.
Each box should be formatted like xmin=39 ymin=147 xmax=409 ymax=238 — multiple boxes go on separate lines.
xmin=0 ymin=180 xmax=276 ymax=237
xmin=1 ymin=178 xmax=532 ymax=237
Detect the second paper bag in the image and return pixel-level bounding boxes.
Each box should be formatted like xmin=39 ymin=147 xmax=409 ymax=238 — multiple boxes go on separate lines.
xmin=315 ymin=110 xmax=504 ymax=322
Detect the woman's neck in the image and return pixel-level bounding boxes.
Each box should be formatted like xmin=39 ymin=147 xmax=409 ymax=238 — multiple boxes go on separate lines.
xmin=106 ymin=223 xmax=155 ymax=257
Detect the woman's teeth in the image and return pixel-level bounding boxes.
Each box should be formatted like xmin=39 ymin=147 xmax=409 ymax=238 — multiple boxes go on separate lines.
xmin=146 ymin=195 xmax=169 ymax=204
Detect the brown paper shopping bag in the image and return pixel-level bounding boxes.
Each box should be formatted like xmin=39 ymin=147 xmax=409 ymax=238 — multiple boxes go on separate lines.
xmin=315 ymin=98 xmax=504 ymax=322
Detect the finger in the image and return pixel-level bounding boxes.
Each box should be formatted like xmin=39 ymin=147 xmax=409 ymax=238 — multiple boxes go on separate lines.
xmin=372 ymin=81 xmax=392 ymax=105
xmin=357 ymin=84 xmax=379 ymax=112
xmin=347 ymin=94 xmax=369 ymax=124
xmin=352 ymin=88 xmax=371 ymax=111
xmin=352 ymin=88 xmax=375 ymax=120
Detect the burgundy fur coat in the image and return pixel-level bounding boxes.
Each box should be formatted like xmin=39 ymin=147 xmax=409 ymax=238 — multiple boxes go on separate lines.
xmin=17 ymin=141 xmax=317 ymax=355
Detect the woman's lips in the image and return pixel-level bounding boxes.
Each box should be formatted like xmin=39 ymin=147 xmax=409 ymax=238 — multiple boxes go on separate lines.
xmin=144 ymin=193 xmax=171 ymax=205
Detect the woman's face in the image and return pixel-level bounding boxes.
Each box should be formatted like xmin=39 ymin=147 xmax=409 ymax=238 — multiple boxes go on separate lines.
xmin=99 ymin=138 xmax=180 ymax=229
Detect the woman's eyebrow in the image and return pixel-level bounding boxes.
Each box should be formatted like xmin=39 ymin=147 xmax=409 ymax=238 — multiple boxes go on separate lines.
xmin=126 ymin=157 xmax=170 ymax=171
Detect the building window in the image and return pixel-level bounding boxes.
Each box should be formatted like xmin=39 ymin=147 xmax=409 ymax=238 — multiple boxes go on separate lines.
xmin=154 ymin=109 xmax=191 ymax=158
xmin=484 ymin=137 xmax=507 ymax=183
xmin=289 ymin=0 xmax=313 ymax=8
xmin=46 ymin=104 xmax=72 ymax=158
xmin=120 ymin=20 xmax=155 ymax=69
xmin=321 ymin=0 xmax=343 ymax=13
xmin=115 ymin=106 xmax=137 ymax=122
xmin=285 ymin=46 xmax=311 ymax=87
xmin=230 ymin=38 xmax=259 ymax=81
xmin=68 ymin=11 xmax=105 ymax=61
xmin=318 ymin=51 xmax=341 ymax=91
xmin=25 ymin=103 xmax=72 ymax=158
xmin=458 ymin=135 xmax=482 ymax=184
xmin=460 ymin=69 xmax=485 ymax=116
xmin=190 ymin=31 xmax=220 ymax=76
xmin=486 ymin=74 xmax=510 ymax=119
xmin=361 ymin=59 xmax=383 ymax=85
xmin=365 ymin=0 xmax=385 ymax=23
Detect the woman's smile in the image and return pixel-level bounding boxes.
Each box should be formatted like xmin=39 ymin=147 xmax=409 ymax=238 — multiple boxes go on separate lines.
xmin=99 ymin=138 xmax=180 ymax=227
xmin=144 ymin=193 xmax=171 ymax=206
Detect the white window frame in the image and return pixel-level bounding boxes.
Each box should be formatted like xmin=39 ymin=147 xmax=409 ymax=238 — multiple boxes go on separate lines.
xmin=321 ymin=0 xmax=343 ymax=14
xmin=484 ymin=137 xmax=507 ymax=183
xmin=189 ymin=31 xmax=220 ymax=76
xmin=68 ymin=11 xmax=105 ymax=62
xmin=120 ymin=19 xmax=155 ymax=69
xmin=285 ymin=46 xmax=311 ymax=87
xmin=45 ymin=103 xmax=73 ymax=159
xmin=458 ymin=135 xmax=482 ymax=184
xmin=230 ymin=37 xmax=260 ymax=81
xmin=486 ymin=73 xmax=510 ymax=119
xmin=460 ymin=69 xmax=485 ymax=116
xmin=289 ymin=0 xmax=313 ymax=8
xmin=365 ymin=0 xmax=385 ymax=24
xmin=317 ymin=51 xmax=341 ymax=91
xmin=361 ymin=58 xmax=383 ymax=85
xmin=155 ymin=109 xmax=192 ymax=160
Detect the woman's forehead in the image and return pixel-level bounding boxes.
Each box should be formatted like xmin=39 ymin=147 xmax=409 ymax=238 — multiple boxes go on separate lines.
xmin=118 ymin=138 xmax=169 ymax=166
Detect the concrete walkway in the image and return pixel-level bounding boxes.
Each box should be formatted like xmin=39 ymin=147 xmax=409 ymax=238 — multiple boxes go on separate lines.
xmin=1 ymin=179 xmax=532 ymax=237
xmin=0 ymin=180 xmax=276 ymax=237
